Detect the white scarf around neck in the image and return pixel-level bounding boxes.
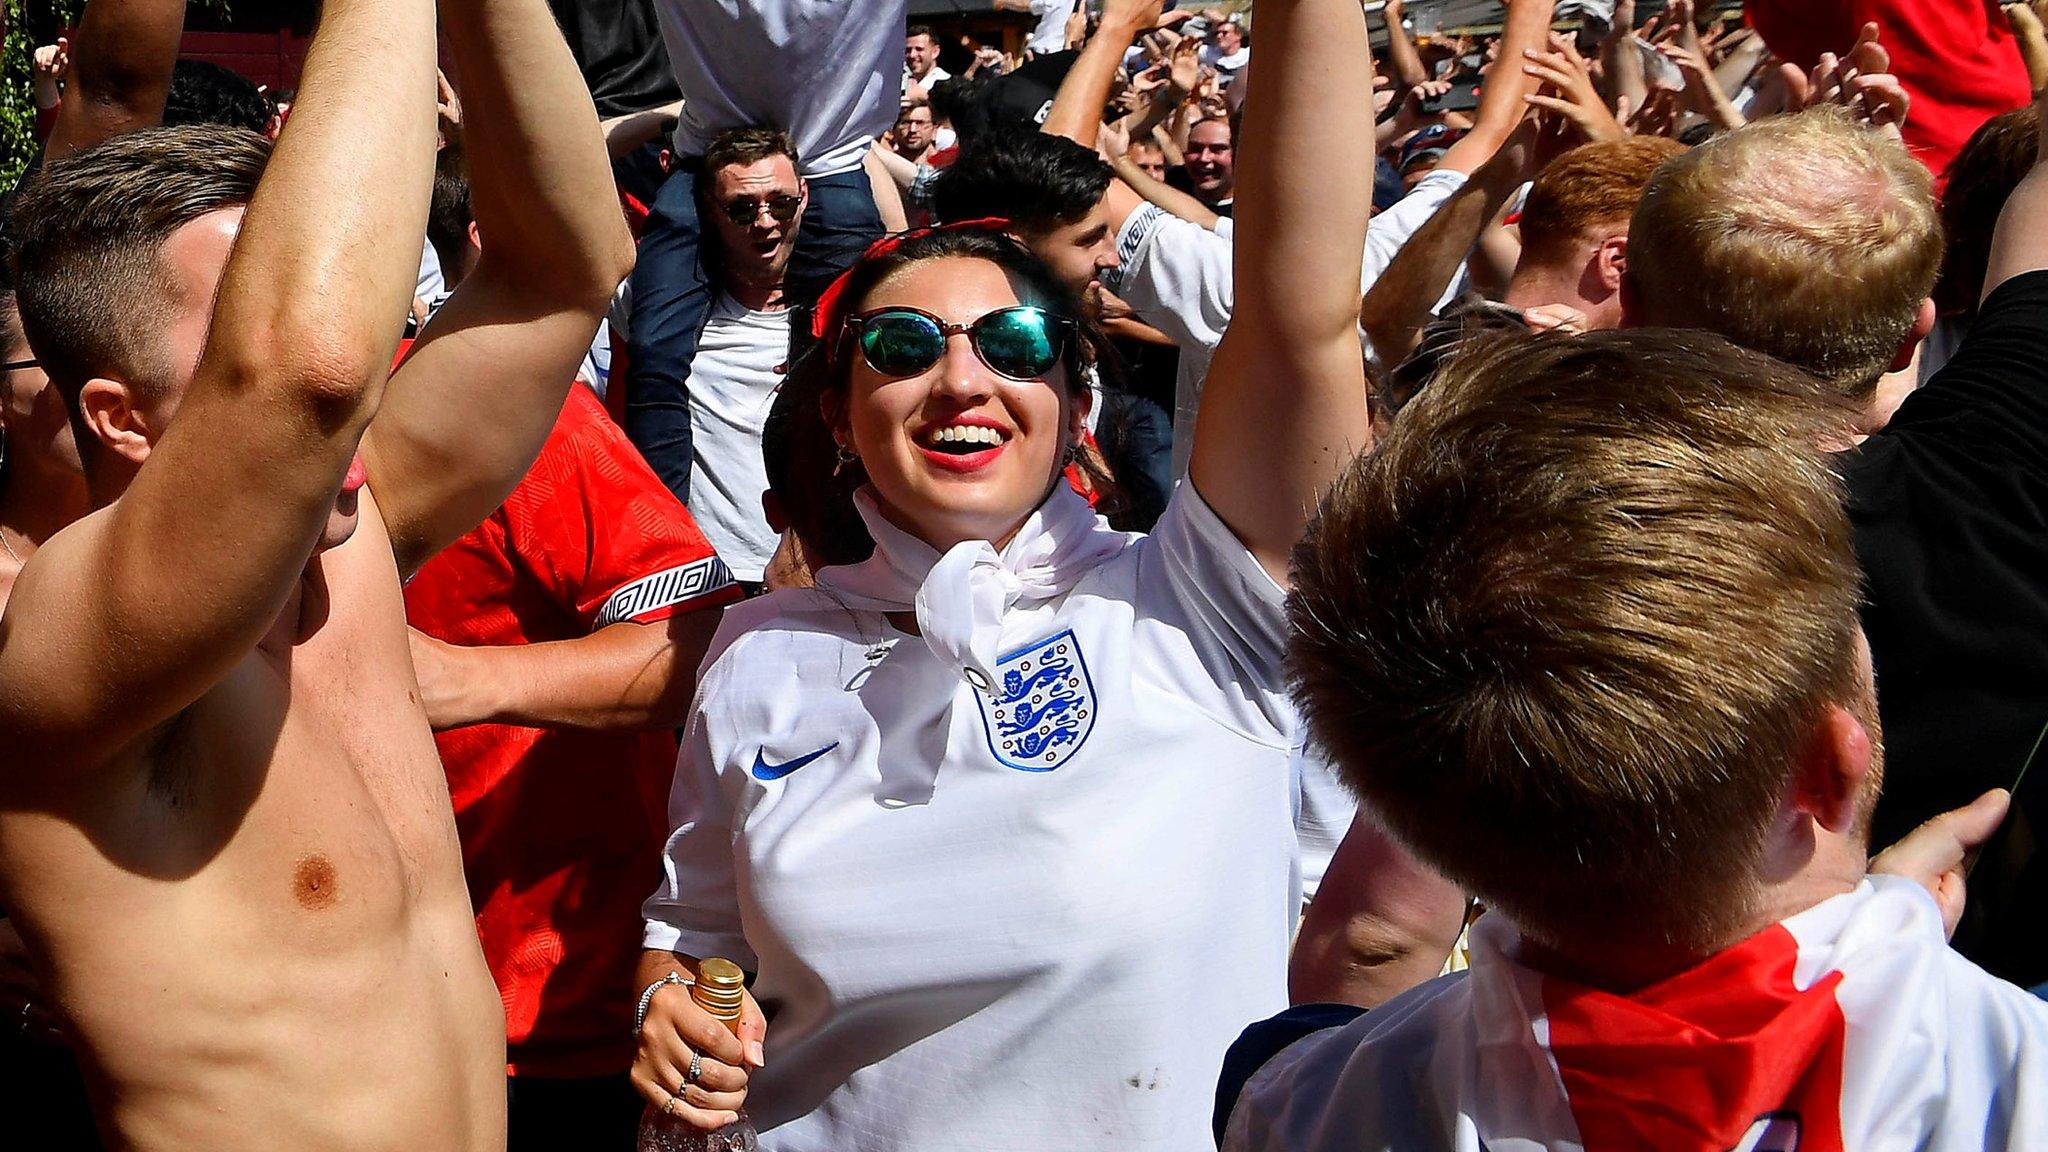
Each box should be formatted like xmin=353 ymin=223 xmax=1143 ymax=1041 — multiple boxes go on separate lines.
xmin=813 ymin=483 xmax=1135 ymax=688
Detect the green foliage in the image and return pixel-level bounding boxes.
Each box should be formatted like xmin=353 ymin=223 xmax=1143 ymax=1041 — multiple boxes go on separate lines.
xmin=0 ymin=0 xmax=237 ymax=189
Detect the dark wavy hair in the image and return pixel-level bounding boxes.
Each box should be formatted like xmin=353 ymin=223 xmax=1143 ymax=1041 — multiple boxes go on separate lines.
xmin=770 ymin=227 xmax=1112 ymax=570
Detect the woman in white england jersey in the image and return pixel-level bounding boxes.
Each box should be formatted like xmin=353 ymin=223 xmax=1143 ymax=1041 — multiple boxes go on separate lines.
xmin=631 ymin=2 xmax=1378 ymax=1147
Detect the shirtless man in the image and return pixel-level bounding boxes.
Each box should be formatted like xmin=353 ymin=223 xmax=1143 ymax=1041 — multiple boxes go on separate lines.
xmin=0 ymin=0 xmax=631 ymax=1146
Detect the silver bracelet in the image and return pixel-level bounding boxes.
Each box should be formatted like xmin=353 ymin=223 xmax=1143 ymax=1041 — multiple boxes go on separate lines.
xmin=635 ymin=971 xmax=691 ymax=1037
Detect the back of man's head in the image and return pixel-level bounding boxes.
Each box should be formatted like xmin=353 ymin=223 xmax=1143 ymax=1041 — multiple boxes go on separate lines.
xmin=1627 ymin=108 xmax=1941 ymax=403
xmin=930 ymin=130 xmax=1112 ymax=234
xmin=1934 ymin=105 xmax=2039 ymax=321
xmin=10 ymin=125 xmax=270 ymax=401
xmin=164 ymin=60 xmax=274 ymax=135
xmin=1289 ymin=330 xmax=1864 ymax=955
xmin=1518 ymin=136 xmax=1686 ymax=269
xmin=427 ymin=145 xmax=476 ymax=289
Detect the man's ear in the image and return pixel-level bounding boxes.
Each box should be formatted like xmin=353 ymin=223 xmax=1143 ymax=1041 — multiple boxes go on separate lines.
xmin=1888 ymin=297 xmax=1936 ymax=373
xmin=1593 ymin=235 xmax=1628 ymax=294
xmin=1790 ymin=703 xmax=1875 ymax=835
xmin=76 ymin=378 xmax=157 ymax=468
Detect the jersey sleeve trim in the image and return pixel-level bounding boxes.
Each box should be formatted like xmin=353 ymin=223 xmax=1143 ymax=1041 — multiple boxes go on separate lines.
xmin=594 ymin=557 xmax=740 ymax=628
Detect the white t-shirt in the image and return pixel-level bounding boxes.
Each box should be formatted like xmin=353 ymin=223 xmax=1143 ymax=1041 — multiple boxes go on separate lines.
xmin=904 ymin=62 xmax=951 ymax=96
xmin=1226 ymin=878 xmax=2048 ymax=1152
xmin=1026 ymin=0 xmax=1078 ymax=53
xmin=685 ymin=295 xmax=789 ymax=583
xmin=647 ymin=485 xmax=1314 ymax=1152
xmin=654 ymin=0 xmax=901 ymax=178
xmin=1105 ymin=167 xmax=1468 ymax=475
xmin=1203 ymin=43 xmax=1252 ymax=81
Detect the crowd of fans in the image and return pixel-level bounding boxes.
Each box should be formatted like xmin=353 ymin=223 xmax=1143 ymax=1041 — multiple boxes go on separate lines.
xmin=0 ymin=0 xmax=2045 ymax=1149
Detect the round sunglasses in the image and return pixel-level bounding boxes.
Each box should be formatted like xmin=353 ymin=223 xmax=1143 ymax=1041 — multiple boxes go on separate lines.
xmin=718 ymin=193 xmax=803 ymax=227
xmin=846 ymin=306 xmax=1073 ymax=382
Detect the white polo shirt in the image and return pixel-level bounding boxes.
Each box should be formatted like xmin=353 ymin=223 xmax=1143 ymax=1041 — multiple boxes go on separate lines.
xmin=653 ymin=0 xmax=901 ymax=177
xmin=647 ymin=485 xmax=1312 ymax=1151
xmin=685 ymin=295 xmax=789 ymax=583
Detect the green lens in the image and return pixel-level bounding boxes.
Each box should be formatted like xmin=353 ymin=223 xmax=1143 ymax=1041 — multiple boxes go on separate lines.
xmin=859 ymin=312 xmax=945 ymax=376
xmin=977 ymin=308 xmax=1063 ymax=379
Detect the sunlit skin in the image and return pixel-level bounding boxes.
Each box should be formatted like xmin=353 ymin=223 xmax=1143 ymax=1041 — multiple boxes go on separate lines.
xmin=838 ymin=257 xmax=1089 ymax=554
xmin=1185 ymin=119 xmax=1236 ymax=204
xmin=706 ymin=156 xmax=807 ymax=309
xmin=73 ymin=210 xmax=365 ymax=552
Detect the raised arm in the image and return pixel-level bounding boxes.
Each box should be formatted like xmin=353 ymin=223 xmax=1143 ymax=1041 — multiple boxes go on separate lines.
xmin=361 ymin=0 xmax=635 ymax=577
xmin=1041 ymin=0 xmax=1161 ymax=230
xmin=1434 ymin=0 xmax=1554 ymax=176
xmin=1380 ymin=0 xmax=1430 ymax=91
xmin=42 ymin=0 xmax=183 ymax=161
xmin=1358 ymin=129 xmax=1532 ymax=367
xmin=1190 ymin=0 xmax=1375 ymax=582
xmin=0 ymin=0 xmax=436 ymax=762
xmin=1984 ymin=81 xmax=2048 ymax=298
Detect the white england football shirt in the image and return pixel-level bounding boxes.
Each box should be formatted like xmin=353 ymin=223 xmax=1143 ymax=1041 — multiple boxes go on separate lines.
xmin=647 ymin=485 xmax=1311 ymax=1151
xmin=685 ymin=295 xmax=789 ymax=584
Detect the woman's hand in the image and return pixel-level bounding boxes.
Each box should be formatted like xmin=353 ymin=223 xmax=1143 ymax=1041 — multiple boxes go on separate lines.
xmin=632 ymin=973 xmax=767 ymax=1131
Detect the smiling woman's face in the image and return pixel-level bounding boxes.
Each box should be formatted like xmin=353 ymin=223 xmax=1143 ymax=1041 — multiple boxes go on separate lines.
xmin=839 ymin=256 xmax=1088 ymax=553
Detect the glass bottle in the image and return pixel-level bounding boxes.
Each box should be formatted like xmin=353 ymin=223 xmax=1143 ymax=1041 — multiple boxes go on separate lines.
xmin=636 ymin=958 xmax=758 ymax=1152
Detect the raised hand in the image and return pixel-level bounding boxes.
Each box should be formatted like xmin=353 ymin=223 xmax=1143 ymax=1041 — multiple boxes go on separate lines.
xmin=30 ymin=38 xmax=68 ymax=110
xmin=1169 ymin=34 xmax=1203 ymax=99
xmin=1523 ymin=33 xmax=1626 ymax=144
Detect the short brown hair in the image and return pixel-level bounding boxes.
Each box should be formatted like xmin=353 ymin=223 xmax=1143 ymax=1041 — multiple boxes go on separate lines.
xmin=703 ymin=126 xmax=801 ymax=177
xmin=9 ymin=125 xmax=270 ymax=397
xmin=1289 ymin=330 xmax=1862 ymax=953
xmin=1518 ymin=136 xmax=1686 ymax=267
xmin=1627 ymin=107 xmax=1941 ymax=402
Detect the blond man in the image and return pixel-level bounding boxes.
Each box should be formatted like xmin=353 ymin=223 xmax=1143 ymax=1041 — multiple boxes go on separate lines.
xmin=1625 ymin=106 xmax=1943 ymax=433
xmin=1224 ymin=330 xmax=2046 ymax=1152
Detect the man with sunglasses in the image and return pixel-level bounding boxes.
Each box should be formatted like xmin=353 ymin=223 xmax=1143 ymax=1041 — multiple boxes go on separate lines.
xmin=678 ymin=127 xmax=811 ymax=587
xmin=626 ymin=0 xmax=897 ymax=506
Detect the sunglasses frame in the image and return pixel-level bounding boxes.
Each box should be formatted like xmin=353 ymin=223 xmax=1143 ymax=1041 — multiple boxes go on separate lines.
xmin=0 ymin=357 xmax=39 ymax=373
xmin=717 ymin=192 xmax=804 ymax=228
xmin=845 ymin=305 xmax=1074 ymax=383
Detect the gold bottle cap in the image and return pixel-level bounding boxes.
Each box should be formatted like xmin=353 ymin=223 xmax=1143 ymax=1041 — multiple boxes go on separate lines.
xmin=691 ymin=957 xmax=747 ymax=1024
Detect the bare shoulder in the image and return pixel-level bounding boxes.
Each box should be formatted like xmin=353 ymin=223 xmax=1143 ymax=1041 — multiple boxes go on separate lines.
xmin=0 ymin=504 xmax=132 ymax=763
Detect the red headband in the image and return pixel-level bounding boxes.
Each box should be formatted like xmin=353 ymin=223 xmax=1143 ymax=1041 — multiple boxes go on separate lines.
xmin=807 ymin=218 xmax=1015 ymax=358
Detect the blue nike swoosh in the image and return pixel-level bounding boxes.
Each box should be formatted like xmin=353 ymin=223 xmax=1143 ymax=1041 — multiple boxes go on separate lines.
xmin=751 ymin=742 xmax=840 ymax=781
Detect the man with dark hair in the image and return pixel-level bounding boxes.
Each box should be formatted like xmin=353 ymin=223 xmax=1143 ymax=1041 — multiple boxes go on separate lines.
xmin=905 ymin=23 xmax=950 ymax=93
xmin=625 ymin=0 xmax=893 ymax=502
xmin=0 ymin=0 xmax=631 ymax=1148
xmin=930 ymin=129 xmax=1119 ymax=294
xmin=162 ymin=59 xmax=275 ymax=136
xmin=663 ymin=125 xmax=807 ymax=586
xmin=889 ymin=99 xmax=938 ymax=164
xmin=1236 ymin=329 xmax=2047 ymax=1151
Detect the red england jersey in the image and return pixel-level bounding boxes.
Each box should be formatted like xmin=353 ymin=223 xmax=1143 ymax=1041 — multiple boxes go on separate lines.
xmin=1746 ymin=0 xmax=2031 ymax=187
xmin=405 ymin=384 xmax=741 ymax=1078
